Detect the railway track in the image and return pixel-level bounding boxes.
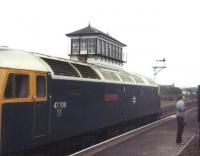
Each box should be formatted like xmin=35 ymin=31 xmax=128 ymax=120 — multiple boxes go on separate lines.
xmin=160 ymin=99 xmax=197 ymax=118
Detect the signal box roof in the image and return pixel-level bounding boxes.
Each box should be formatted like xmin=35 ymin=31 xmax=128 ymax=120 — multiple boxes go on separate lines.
xmin=66 ymin=25 xmax=126 ymax=47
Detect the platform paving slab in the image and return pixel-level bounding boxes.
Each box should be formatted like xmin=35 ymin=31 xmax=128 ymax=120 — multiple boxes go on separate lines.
xmin=90 ymin=108 xmax=198 ymax=156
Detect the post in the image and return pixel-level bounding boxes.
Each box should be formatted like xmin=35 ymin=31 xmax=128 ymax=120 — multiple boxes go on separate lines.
xmin=152 ymin=58 xmax=166 ymax=80
xmin=198 ymin=85 xmax=200 ymax=148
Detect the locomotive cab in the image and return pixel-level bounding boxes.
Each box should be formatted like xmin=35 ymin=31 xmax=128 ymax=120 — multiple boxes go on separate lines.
xmin=0 ymin=68 xmax=50 ymax=154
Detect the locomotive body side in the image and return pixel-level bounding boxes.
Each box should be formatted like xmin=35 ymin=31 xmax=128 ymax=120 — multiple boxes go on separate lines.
xmin=0 ymin=69 xmax=159 ymax=154
xmin=49 ymin=78 xmax=160 ymax=141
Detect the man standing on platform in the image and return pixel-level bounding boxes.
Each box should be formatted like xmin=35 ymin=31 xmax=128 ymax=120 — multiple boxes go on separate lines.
xmin=176 ymin=95 xmax=186 ymax=144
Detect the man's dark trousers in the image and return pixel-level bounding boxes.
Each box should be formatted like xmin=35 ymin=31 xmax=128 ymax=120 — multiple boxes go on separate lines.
xmin=176 ymin=116 xmax=184 ymax=143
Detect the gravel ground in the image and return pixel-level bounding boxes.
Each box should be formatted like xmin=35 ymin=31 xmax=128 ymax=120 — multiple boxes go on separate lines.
xmin=161 ymin=100 xmax=176 ymax=108
xmin=161 ymin=99 xmax=196 ymax=108
xmin=179 ymin=136 xmax=200 ymax=156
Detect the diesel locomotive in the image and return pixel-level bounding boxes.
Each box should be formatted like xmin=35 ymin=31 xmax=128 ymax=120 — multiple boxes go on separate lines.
xmin=0 ymin=47 xmax=160 ymax=155
xmin=0 ymin=23 xmax=161 ymax=155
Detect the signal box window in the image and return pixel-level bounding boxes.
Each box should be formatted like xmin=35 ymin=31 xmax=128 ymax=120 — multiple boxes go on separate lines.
xmin=36 ymin=76 xmax=46 ymax=97
xmin=5 ymin=74 xmax=29 ymax=98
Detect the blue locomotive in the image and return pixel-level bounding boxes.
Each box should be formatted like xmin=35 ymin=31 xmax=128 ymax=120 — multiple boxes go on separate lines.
xmin=0 ymin=26 xmax=160 ymax=155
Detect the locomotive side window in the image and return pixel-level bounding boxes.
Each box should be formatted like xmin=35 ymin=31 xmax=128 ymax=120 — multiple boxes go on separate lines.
xmin=4 ymin=74 xmax=14 ymax=98
xmin=5 ymin=74 xmax=29 ymax=98
xmin=36 ymin=76 xmax=46 ymax=97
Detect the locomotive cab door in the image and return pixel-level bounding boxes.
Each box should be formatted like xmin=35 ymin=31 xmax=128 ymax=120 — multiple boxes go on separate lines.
xmin=33 ymin=72 xmax=50 ymax=138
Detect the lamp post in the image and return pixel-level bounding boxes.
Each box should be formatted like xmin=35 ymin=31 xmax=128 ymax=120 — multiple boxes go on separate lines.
xmin=198 ymin=85 xmax=200 ymax=148
xmin=152 ymin=58 xmax=167 ymax=110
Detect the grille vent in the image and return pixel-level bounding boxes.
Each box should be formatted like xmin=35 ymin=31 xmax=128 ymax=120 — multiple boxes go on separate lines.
xmin=72 ymin=64 xmax=100 ymax=79
xmin=118 ymin=73 xmax=133 ymax=82
xmin=146 ymin=78 xmax=156 ymax=85
xmin=41 ymin=58 xmax=80 ymax=77
xmin=132 ymin=75 xmax=145 ymax=84
xmin=99 ymin=70 xmax=120 ymax=81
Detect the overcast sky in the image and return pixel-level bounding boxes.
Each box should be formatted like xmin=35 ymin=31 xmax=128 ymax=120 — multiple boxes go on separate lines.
xmin=0 ymin=0 xmax=200 ymax=87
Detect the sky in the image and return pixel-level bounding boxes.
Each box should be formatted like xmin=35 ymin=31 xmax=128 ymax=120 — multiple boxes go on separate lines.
xmin=0 ymin=0 xmax=200 ymax=87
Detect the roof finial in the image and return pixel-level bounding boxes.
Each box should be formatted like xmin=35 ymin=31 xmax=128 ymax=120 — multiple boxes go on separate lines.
xmin=88 ymin=22 xmax=91 ymax=28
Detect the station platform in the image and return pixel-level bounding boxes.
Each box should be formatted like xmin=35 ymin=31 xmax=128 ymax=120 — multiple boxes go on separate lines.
xmin=73 ymin=107 xmax=198 ymax=156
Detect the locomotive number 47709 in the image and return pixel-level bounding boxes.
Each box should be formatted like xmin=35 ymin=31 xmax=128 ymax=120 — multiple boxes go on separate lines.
xmin=53 ymin=101 xmax=67 ymax=117
xmin=53 ymin=101 xmax=67 ymax=109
